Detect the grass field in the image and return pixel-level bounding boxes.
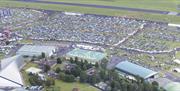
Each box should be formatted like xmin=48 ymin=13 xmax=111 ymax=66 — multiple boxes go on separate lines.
xmin=51 ymin=80 xmax=99 ymax=91
xmin=0 ymin=0 xmax=180 ymax=23
xmin=176 ymin=52 xmax=180 ymax=59
xmin=18 ymin=39 xmax=33 ymax=44
xmin=44 ymin=0 xmax=180 ymax=12
xmin=0 ymin=53 xmax=4 ymax=60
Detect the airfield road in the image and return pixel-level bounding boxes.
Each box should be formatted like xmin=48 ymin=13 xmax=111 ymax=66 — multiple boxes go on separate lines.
xmin=17 ymin=0 xmax=178 ymax=15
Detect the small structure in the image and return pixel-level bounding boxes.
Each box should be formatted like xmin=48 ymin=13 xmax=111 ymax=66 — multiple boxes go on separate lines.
xmin=26 ymin=67 xmax=42 ymax=74
xmin=86 ymin=68 xmax=96 ymax=76
xmin=64 ymin=63 xmax=76 ymax=71
xmin=115 ymin=61 xmax=158 ymax=80
xmin=174 ymin=59 xmax=180 ymax=65
xmin=95 ymin=82 xmax=107 ymax=90
xmin=172 ymin=68 xmax=180 ymax=73
xmin=66 ymin=48 xmax=106 ymax=64
xmin=16 ymin=45 xmax=56 ymax=57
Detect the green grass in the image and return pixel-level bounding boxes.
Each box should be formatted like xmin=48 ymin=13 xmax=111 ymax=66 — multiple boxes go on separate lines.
xmin=176 ymin=52 xmax=180 ymax=59
xmin=18 ymin=39 xmax=33 ymax=44
xmin=52 ymin=63 xmax=64 ymax=71
xmin=0 ymin=0 xmax=180 ymax=23
xmin=165 ymin=41 xmax=180 ymax=49
xmin=44 ymin=0 xmax=180 ymax=12
xmin=0 ymin=53 xmax=4 ymax=60
xmin=52 ymin=80 xmax=99 ymax=91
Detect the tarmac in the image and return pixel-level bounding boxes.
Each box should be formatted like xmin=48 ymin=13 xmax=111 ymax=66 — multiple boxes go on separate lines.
xmin=17 ymin=0 xmax=180 ymax=16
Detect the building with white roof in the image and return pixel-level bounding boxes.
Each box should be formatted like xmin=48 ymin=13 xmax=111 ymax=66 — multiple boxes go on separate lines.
xmin=172 ymin=68 xmax=180 ymax=73
xmin=16 ymin=45 xmax=56 ymax=57
xmin=26 ymin=67 xmax=42 ymax=74
xmin=174 ymin=59 xmax=180 ymax=65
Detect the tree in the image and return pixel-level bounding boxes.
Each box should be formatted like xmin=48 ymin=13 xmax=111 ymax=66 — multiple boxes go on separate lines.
xmin=75 ymin=57 xmax=78 ymax=63
xmin=45 ymin=78 xmax=55 ymax=87
xmin=70 ymin=57 xmax=74 ymax=63
xmin=59 ymin=72 xmax=65 ymax=80
xmin=88 ymin=75 xmax=97 ymax=84
xmin=64 ymin=74 xmax=75 ymax=82
xmin=57 ymin=57 xmax=62 ymax=64
xmin=44 ymin=64 xmax=50 ymax=73
xmin=82 ymin=64 xmax=87 ymax=70
xmin=29 ymin=74 xmax=43 ymax=86
xmin=152 ymin=81 xmax=159 ymax=86
xmin=71 ymin=66 xmax=81 ymax=77
xmin=95 ymin=62 xmax=99 ymax=68
xmin=41 ymin=52 xmax=46 ymax=58
xmin=80 ymin=71 xmax=87 ymax=83
xmin=55 ymin=67 xmax=61 ymax=73
xmin=100 ymin=58 xmax=108 ymax=69
xmin=99 ymin=69 xmax=106 ymax=80
xmin=5 ymin=41 xmax=10 ymax=45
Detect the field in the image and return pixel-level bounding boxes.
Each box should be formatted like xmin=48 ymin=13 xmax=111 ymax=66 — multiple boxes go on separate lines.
xmin=176 ymin=52 xmax=180 ymax=59
xmin=51 ymin=80 xmax=99 ymax=91
xmin=44 ymin=0 xmax=180 ymax=12
xmin=0 ymin=0 xmax=180 ymax=23
xmin=0 ymin=53 xmax=4 ymax=60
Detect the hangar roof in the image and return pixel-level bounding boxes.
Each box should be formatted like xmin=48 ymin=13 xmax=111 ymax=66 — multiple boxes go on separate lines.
xmin=115 ymin=61 xmax=157 ymax=79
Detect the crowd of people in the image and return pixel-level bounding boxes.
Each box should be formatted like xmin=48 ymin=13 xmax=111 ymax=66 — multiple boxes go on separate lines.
xmin=121 ymin=23 xmax=180 ymax=51
xmin=15 ymin=11 xmax=147 ymax=45
xmin=1 ymin=8 xmax=180 ymax=52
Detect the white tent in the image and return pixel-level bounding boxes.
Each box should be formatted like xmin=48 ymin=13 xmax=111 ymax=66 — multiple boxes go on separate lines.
xmin=174 ymin=59 xmax=180 ymax=65
xmin=26 ymin=67 xmax=42 ymax=74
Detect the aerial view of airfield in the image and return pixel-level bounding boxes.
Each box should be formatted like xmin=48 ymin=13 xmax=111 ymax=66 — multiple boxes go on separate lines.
xmin=0 ymin=0 xmax=180 ymax=91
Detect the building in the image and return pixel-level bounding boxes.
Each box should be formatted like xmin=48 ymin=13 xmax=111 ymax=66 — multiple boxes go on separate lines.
xmin=172 ymin=68 xmax=180 ymax=73
xmin=16 ymin=45 xmax=56 ymax=57
xmin=26 ymin=67 xmax=42 ymax=74
xmin=115 ymin=61 xmax=158 ymax=80
xmin=174 ymin=59 xmax=180 ymax=65
xmin=66 ymin=48 xmax=106 ymax=64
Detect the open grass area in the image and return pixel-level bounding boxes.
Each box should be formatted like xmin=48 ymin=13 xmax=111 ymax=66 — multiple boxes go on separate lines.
xmin=0 ymin=0 xmax=180 ymax=23
xmin=52 ymin=80 xmax=99 ymax=91
xmin=176 ymin=52 xmax=180 ymax=59
xmin=18 ymin=39 xmax=33 ymax=44
xmin=44 ymin=0 xmax=180 ymax=12
xmin=0 ymin=53 xmax=4 ymax=60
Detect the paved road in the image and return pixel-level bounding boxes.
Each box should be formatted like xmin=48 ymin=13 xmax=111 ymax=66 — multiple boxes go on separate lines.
xmin=17 ymin=0 xmax=180 ymax=15
xmin=165 ymin=73 xmax=180 ymax=82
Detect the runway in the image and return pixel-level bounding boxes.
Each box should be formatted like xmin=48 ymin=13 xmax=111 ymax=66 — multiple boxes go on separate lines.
xmin=17 ymin=0 xmax=180 ymax=15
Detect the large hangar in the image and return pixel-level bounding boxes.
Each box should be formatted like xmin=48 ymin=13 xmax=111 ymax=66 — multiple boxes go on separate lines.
xmin=16 ymin=45 xmax=56 ymax=57
xmin=115 ymin=61 xmax=158 ymax=79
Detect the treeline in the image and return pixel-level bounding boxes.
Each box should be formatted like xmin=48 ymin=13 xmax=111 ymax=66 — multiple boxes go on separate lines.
xmin=28 ymin=56 xmax=165 ymax=91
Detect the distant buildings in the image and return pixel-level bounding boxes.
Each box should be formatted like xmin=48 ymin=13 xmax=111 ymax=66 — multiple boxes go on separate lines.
xmin=115 ymin=61 xmax=158 ymax=80
xmin=66 ymin=48 xmax=106 ymax=64
xmin=16 ymin=45 xmax=56 ymax=57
